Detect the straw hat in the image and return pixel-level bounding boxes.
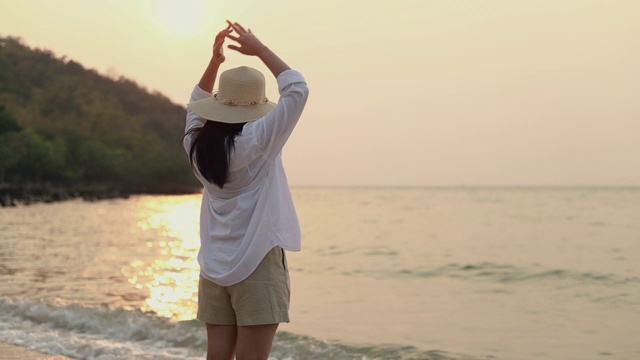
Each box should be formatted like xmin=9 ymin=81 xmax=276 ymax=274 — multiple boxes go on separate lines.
xmin=187 ymin=66 xmax=275 ymax=124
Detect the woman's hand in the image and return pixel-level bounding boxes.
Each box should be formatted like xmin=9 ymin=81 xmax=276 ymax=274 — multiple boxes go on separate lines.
xmin=225 ymin=20 xmax=268 ymax=56
xmin=212 ymin=25 xmax=232 ymax=64
xmin=198 ymin=25 xmax=232 ymax=92
xmin=224 ymin=20 xmax=291 ymax=78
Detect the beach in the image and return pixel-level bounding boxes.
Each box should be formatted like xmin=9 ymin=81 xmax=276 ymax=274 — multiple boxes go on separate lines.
xmin=0 ymin=342 xmax=74 ymax=360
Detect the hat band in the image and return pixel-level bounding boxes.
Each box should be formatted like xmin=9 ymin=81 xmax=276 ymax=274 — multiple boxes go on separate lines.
xmin=214 ymin=93 xmax=269 ymax=106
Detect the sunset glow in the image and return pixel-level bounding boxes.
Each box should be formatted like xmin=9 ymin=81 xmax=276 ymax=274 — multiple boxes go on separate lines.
xmin=1 ymin=0 xmax=638 ymax=186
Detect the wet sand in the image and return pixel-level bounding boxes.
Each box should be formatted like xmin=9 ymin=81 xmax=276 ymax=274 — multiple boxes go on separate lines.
xmin=0 ymin=342 xmax=74 ymax=360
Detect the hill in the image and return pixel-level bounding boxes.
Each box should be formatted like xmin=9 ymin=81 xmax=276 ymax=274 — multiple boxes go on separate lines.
xmin=0 ymin=36 xmax=200 ymax=205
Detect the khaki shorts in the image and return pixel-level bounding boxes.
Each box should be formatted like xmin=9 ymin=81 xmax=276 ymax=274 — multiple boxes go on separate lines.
xmin=197 ymin=246 xmax=290 ymax=326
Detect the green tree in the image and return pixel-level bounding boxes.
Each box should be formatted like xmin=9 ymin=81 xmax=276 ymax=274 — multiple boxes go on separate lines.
xmin=0 ymin=105 xmax=21 ymax=133
xmin=0 ymin=36 xmax=199 ymax=196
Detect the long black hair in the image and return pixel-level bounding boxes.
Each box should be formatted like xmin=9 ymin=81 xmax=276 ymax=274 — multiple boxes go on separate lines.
xmin=186 ymin=120 xmax=245 ymax=188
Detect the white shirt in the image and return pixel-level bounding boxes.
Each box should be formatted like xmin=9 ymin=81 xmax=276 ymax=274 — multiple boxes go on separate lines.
xmin=184 ymin=70 xmax=309 ymax=286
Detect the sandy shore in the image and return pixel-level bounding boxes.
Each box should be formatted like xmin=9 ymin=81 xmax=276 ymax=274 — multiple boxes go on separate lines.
xmin=0 ymin=342 xmax=75 ymax=360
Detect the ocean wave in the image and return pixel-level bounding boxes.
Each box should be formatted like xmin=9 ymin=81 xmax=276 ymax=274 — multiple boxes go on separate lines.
xmin=0 ymin=296 xmax=206 ymax=359
xmin=0 ymin=297 xmax=487 ymax=360
xmin=394 ymin=262 xmax=640 ymax=285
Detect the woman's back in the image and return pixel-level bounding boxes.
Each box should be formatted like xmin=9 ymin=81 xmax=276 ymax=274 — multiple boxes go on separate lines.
xmin=184 ymin=21 xmax=308 ymax=360
xmin=185 ymin=69 xmax=308 ymax=285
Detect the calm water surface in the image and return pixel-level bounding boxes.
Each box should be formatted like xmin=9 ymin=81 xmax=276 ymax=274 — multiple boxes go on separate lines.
xmin=1 ymin=188 xmax=639 ymax=359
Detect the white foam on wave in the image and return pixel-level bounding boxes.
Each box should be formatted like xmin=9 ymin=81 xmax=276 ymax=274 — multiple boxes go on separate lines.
xmin=0 ymin=296 xmax=207 ymax=360
xmin=0 ymin=296 xmax=473 ymax=360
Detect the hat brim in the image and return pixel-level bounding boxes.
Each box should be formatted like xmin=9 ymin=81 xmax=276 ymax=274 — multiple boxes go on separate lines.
xmin=187 ymin=97 xmax=276 ymax=124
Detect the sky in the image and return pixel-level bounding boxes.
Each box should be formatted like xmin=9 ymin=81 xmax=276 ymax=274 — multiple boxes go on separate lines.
xmin=1 ymin=0 xmax=639 ymax=187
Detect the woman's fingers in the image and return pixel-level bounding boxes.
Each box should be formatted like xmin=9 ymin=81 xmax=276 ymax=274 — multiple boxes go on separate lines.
xmin=214 ymin=32 xmax=227 ymax=47
xmin=214 ymin=26 xmax=231 ymax=48
xmin=218 ymin=27 xmax=232 ymax=37
xmin=226 ymin=20 xmax=238 ymax=31
xmin=224 ymin=20 xmax=261 ymax=55
xmin=225 ymin=33 xmax=240 ymax=42
xmin=227 ymin=44 xmax=242 ymax=53
xmin=226 ymin=20 xmax=247 ymax=34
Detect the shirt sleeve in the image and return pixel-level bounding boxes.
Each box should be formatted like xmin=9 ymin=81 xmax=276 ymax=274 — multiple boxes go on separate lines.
xmin=183 ymin=85 xmax=212 ymax=154
xmin=249 ymin=70 xmax=309 ymax=160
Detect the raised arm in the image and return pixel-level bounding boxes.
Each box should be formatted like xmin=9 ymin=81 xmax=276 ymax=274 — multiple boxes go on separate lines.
xmin=198 ymin=25 xmax=232 ymax=92
xmin=225 ymin=20 xmax=291 ymax=79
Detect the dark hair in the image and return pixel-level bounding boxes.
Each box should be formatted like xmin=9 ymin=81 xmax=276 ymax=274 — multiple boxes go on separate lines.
xmin=186 ymin=120 xmax=245 ymax=188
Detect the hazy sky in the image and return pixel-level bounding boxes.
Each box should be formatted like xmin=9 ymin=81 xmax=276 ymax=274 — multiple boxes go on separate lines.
xmin=2 ymin=0 xmax=639 ymax=186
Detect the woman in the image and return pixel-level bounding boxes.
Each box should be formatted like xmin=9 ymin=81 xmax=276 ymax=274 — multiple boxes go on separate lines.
xmin=183 ymin=21 xmax=309 ymax=360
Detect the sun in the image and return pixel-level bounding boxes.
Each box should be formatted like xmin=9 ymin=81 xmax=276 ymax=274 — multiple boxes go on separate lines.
xmin=154 ymin=1 xmax=214 ymax=39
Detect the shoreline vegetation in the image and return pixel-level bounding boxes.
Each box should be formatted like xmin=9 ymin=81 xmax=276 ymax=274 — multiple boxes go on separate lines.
xmin=1 ymin=36 xmax=201 ymax=204
xmin=0 ymin=183 xmax=200 ymax=207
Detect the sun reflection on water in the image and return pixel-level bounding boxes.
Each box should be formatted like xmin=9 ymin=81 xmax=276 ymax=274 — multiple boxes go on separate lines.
xmin=123 ymin=195 xmax=202 ymax=321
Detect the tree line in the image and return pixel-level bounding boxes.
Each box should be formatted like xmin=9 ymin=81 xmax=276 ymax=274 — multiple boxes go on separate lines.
xmin=0 ymin=36 xmax=200 ymax=203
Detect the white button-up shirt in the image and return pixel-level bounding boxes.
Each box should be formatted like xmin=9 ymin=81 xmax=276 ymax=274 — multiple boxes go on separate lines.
xmin=184 ymin=70 xmax=309 ymax=286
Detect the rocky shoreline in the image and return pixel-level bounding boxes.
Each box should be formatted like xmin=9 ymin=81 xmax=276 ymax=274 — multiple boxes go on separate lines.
xmin=0 ymin=184 xmax=199 ymax=207
xmin=0 ymin=184 xmax=128 ymax=206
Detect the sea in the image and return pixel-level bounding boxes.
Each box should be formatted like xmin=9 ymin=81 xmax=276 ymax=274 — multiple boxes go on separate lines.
xmin=0 ymin=187 xmax=639 ymax=360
